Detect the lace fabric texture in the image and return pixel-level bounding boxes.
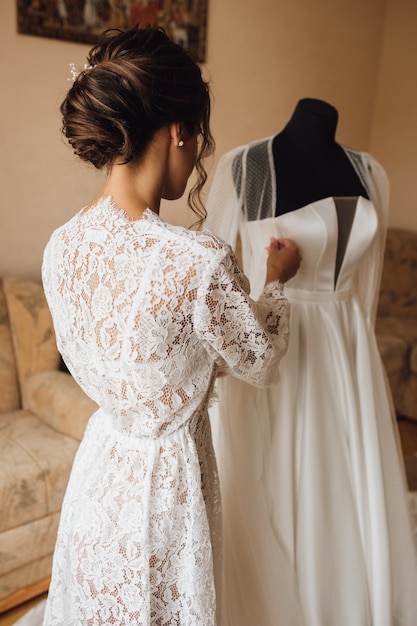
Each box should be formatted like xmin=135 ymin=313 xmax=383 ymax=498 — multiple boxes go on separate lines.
xmin=41 ymin=197 xmax=290 ymax=626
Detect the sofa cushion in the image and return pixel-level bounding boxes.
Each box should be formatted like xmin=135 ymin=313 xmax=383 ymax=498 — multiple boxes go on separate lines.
xmin=0 ymin=512 xmax=59 ymax=578
xmin=377 ymin=228 xmax=417 ymax=318
xmin=0 ymin=281 xmax=19 ymax=412
xmin=0 ymin=411 xmax=79 ymax=533
xmin=376 ymin=316 xmax=417 ymax=369
xmin=23 ymin=371 xmax=97 ymax=441
xmin=375 ymin=317 xmax=417 ymax=375
xmin=410 ymin=344 xmax=417 ymax=375
xmin=0 ymin=553 xmax=52 ymax=603
xmin=2 ymin=277 xmax=60 ymax=385
xmin=375 ymin=314 xmax=417 ymax=420
xmin=402 ymin=377 xmax=417 ymax=418
xmin=375 ymin=331 xmax=408 ymax=375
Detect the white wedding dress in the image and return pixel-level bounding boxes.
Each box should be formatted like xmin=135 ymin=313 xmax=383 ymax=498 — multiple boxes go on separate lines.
xmin=29 ymin=197 xmax=290 ymax=626
xmin=206 ymin=137 xmax=417 ymax=625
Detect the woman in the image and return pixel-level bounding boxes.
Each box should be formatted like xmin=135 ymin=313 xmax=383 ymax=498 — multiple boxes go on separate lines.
xmin=40 ymin=26 xmax=301 ymax=625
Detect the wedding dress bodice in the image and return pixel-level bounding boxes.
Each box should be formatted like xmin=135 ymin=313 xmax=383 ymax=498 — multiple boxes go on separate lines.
xmin=241 ymin=195 xmax=377 ymax=300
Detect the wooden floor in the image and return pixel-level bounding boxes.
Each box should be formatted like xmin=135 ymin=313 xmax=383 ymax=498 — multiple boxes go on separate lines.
xmin=0 ymin=594 xmax=47 ymax=626
xmin=1 ymin=417 xmax=417 ymax=625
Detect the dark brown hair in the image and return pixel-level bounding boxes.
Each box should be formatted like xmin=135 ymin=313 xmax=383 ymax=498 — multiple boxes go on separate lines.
xmin=61 ymin=25 xmax=214 ymax=223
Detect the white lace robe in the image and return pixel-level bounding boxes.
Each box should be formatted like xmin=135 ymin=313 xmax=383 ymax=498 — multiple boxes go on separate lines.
xmin=41 ymin=197 xmax=290 ymax=626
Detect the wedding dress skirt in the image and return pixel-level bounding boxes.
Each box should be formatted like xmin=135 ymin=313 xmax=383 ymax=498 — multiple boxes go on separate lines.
xmin=210 ymin=196 xmax=417 ymax=625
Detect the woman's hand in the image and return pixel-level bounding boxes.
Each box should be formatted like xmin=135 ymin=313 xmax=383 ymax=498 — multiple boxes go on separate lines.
xmin=265 ymin=237 xmax=301 ymax=285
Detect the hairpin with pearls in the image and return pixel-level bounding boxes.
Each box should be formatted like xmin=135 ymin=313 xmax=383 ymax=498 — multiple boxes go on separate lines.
xmin=68 ymin=62 xmax=93 ymax=82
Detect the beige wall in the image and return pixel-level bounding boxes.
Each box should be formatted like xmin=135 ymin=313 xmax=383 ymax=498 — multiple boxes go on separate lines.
xmin=369 ymin=0 xmax=417 ymax=228
xmin=1 ymin=0 xmax=415 ymax=282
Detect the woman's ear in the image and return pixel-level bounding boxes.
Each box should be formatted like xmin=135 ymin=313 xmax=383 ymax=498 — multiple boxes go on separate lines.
xmin=170 ymin=122 xmax=184 ymax=147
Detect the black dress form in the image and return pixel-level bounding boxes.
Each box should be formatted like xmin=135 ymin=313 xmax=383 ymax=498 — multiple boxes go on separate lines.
xmin=229 ymin=98 xmax=370 ymax=284
xmin=273 ymin=98 xmax=369 ymax=216
xmin=273 ymin=98 xmax=369 ymax=284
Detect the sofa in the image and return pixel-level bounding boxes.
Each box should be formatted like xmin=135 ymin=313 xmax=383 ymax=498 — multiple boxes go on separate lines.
xmin=376 ymin=228 xmax=417 ymax=421
xmin=0 ymin=276 xmax=97 ymax=613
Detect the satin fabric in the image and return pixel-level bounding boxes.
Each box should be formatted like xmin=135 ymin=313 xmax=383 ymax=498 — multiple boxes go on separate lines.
xmin=209 ymin=195 xmax=417 ymax=625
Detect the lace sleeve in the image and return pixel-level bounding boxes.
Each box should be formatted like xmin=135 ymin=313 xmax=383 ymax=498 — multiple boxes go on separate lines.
xmin=194 ymin=247 xmax=290 ymax=387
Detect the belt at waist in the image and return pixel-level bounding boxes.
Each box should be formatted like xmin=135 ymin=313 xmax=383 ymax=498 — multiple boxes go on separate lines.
xmin=86 ymin=408 xmax=199 ymax=451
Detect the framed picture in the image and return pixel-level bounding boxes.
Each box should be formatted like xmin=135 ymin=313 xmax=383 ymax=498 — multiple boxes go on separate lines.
xmin=17 ymin=0 xmax=209 ymax=62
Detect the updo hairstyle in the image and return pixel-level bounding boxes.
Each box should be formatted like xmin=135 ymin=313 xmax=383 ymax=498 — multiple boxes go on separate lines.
xmin=61 ymin=25 xmax=214 ymax=222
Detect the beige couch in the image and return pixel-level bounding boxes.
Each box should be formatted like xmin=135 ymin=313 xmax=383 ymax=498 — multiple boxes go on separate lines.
xmin=0 ymin=277 xmax=97 ymax=613
xmin=376 ymin=228 xmax=417 ymax=421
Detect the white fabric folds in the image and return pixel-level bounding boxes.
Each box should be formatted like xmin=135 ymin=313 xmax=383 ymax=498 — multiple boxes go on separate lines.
xmin=205 ymin=136 xmax=417 ymax=626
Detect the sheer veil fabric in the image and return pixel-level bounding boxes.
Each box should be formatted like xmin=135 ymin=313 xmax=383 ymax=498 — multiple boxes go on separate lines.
xmin=206 ymin=136 xmax=417 ymax=626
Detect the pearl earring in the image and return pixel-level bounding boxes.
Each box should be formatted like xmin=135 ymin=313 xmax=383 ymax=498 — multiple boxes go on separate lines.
xmin=178 ymin=140 xmax=184 ymax=147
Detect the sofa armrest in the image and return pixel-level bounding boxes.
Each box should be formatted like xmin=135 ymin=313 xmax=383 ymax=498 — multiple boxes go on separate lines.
xmin=22 ymin=371 xmax=98 ymax=441
xmin=377 ymin=228 xmax=417 ymax=318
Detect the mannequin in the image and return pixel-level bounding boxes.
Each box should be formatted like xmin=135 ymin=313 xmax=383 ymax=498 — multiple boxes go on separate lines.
xmin=231 ymin=98 xmax=369 ymax=214
xmin=276 ymin=98 xmax=369 ymax=285
xmin=232 ymin=98 xmax=370 ymax=286
xmin=272 ymin=98 xmax=368 ymax=213
xmin=205 ymin=100 xmax=417 ymax=626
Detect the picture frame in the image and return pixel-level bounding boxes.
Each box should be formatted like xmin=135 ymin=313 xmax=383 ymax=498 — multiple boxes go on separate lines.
xmin=17 ymin=0 xmax=209 ymax=62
